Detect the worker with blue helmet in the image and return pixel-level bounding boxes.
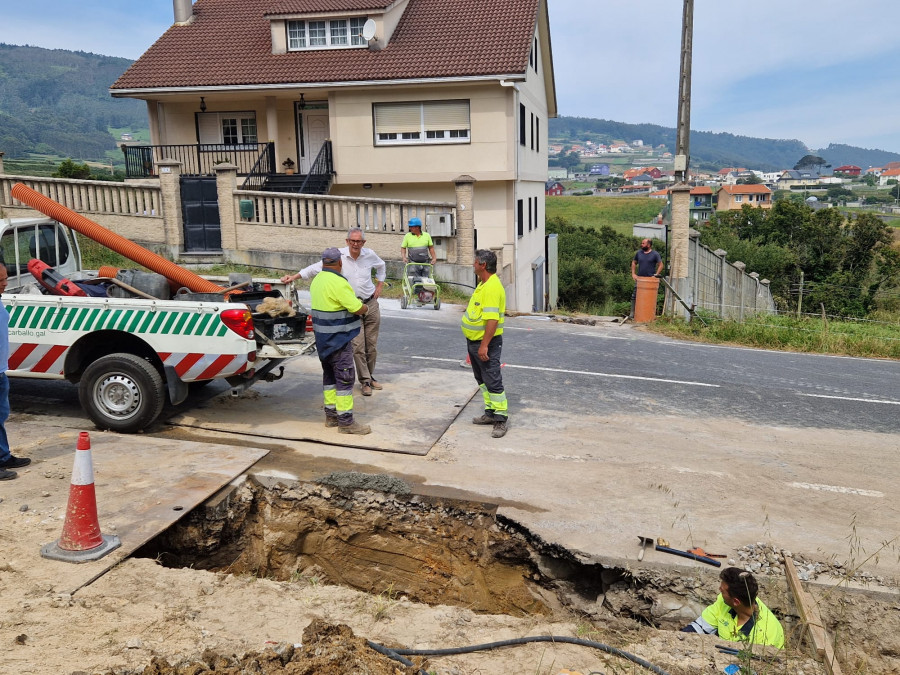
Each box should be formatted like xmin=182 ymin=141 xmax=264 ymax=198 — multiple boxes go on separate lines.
xmin=401 ymin=217 xmax=436 ymax=269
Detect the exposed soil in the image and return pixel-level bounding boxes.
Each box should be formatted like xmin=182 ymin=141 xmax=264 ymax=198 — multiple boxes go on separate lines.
xmin=3 ymin=473 xmax=900 ymax=675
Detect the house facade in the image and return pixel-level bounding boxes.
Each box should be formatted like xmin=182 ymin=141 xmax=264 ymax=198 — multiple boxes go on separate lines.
xmin=545 ymin=181 xmax=564 ymax=196
xmin=833 ymin=165 xmax=861 ymax=176
xmin=716 ymin=184 xmax=772 ymax=211
xmin=111 ymin=0 xmax=557 ymax=312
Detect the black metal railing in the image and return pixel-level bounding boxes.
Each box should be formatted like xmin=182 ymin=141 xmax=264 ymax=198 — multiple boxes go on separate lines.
xmin=298 ymin=140 xmax=334 ymax=194
xmin=240 ymin=143 xmax=276 ymax=191
xmin=122 ymin=143 xmax=272 ymax=178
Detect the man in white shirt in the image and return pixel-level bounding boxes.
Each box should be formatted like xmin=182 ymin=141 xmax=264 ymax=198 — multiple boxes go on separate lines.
xmin=282 ymin=228 xmax=387 ymax=396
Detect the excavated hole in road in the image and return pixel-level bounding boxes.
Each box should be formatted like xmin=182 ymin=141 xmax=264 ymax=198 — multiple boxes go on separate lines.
xmin=130 ymin=473 xmax=900 ymax=674
xmin=133 ymin=472 xmax=662 ymax=620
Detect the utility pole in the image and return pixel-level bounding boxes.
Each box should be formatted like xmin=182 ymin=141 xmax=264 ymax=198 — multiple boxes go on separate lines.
xmin=667 ymin=0 xmax=694 ymax=315
xmin=674 ymin=0 xmax=693 ymax=185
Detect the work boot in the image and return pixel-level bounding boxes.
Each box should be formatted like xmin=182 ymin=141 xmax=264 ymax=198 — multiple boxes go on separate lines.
xmin=491 ymin=418 xmax=509 ymax=438
xmin=472 ymin=413 xmax=495 ymax=425
xmin=0 ymin=468 xmax=17 ymax=481
xmin=0 ymin=455 xmax=30 ymax=469
xmin=361 ymin=382 xmax=373 ymax=396
xmin=324 ymin=416 xmax=339 ymax=428
xmin=370 ymin=379 xmax=383 ymax=390
xmin=339 ymin=421 xmax=372 ymax=435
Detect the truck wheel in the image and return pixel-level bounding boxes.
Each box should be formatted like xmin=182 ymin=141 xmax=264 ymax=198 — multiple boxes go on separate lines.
xmin=78 ymin=353 xmax=166 ymax=433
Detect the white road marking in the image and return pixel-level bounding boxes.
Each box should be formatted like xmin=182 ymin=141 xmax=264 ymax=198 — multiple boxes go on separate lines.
xmin=669 ymin=341 xmax=894 ymax=363
xmin=382 ymin=314 xmax=441 ymax=323
xmin=800 ymin=393 xmax=900 ymax=406
xmin=788 ymin=482 xmax=883 ymax=498
xmin=576 ymin=332 xmax=631 ymax=340
xmin=412 ymin=357 xmax=719 ymax=387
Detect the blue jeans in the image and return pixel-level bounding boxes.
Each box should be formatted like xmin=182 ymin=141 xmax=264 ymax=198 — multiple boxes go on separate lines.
xmin=0 ymin=373 xmax=10 ymax=462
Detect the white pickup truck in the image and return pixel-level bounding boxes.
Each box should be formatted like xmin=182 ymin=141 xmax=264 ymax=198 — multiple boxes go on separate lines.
xmin=1 ymin=216 xmax=312 ymax=433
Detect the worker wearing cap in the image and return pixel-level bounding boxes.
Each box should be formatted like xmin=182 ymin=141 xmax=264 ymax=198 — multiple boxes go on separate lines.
xmin=283 ymin=227 xmax=387 ymax=397
xmin=461 ymin=249 xmax=508 ymax=438
xmin=682 ymin=567 xmax=784 ymax=648
xmin=308 ymin=247 xmax=371 ymax=435
xmin=401 ymin=217 xmax=436 ymax=278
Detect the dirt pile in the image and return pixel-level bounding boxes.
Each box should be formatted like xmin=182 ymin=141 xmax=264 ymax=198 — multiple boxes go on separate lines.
xmin=102 ymin=620 xmax=419 ymax=675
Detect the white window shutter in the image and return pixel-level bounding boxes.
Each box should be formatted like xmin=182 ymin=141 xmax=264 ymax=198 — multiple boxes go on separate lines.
xmin=197 ymin=113 xmax=222 ymax=144
xmin=423 ymin=101 xmax=469 ymax=131
xmin=374 ymin=103 xmax=422 ymax=134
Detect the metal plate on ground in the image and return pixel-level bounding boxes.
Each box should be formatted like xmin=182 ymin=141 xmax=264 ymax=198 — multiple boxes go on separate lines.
xmin=0 ymin=430 xmax=267 ymax=594
xmin=168 ymin=357 xmax=477 ymax=455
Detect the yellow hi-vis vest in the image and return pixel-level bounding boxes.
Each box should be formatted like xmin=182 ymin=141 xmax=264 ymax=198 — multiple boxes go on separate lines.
xmin=310 ymin=269 xmax=362 ymax=358
xmin=461 ymin=274 xmax=505 ymax=341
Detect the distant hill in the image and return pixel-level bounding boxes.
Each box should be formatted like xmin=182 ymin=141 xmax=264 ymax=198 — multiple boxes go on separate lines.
xmin=0 ymin=44 xmax=145 ymax=161
xmin=549 ymin=116 xmax=900 ymax=172
xmin=815 ymin=144 xmax=900 ymax=171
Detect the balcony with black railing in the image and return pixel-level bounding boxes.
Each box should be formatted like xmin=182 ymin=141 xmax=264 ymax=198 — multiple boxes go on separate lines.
xmin=122 ymin=142 xmax=274 ymax=179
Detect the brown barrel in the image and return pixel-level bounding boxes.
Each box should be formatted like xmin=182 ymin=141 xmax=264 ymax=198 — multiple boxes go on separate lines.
xmin=633 ymin=276 xmax=660 ymax=323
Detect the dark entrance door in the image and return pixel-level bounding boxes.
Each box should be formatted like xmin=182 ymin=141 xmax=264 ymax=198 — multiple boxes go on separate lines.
xmin=180 ymin=176 xmax=221 ymax=252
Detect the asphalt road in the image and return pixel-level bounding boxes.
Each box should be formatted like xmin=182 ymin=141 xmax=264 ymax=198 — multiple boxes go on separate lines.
xmin=9 ymin=297 xmax=900 ymax=434
xmin=375 ymin=301 xmax=900 ymax=434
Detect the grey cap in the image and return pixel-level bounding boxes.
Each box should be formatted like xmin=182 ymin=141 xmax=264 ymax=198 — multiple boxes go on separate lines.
xmin=322 ymin=247 xmax=342 ymax=263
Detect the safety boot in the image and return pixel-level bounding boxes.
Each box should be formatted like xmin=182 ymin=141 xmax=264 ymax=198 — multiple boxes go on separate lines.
xmin=472 ymin=413 xmax=495 ymax=425
xmin=491 ymin=418 xmax=508 ymax=438
xmin=339 ymin=421 xmax=372 ymax=435
xmin=324 ymin=416 xmax=339 ymax=428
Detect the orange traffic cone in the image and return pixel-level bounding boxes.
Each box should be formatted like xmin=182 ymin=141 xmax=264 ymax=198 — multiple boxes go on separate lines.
xmin=41 ymin=432 xmax=121 ymax=563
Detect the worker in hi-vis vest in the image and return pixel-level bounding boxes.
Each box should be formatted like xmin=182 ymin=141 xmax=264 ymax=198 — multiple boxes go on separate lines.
xmin=309 ymin=247 xmax=371 ymax=435
xmin=461 ymin=249 xmax=508 ymax=439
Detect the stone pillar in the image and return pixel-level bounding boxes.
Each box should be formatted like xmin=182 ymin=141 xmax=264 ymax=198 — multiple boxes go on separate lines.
xmin=454 ymin=174 xmax=476 ymax=266
xmin=215 ymin=163 xmax=239 ymax=252
xmin=668 ymin=183 xmax=691 ymax=279
xmin=156 ymin=159 xmax=184 ymax=249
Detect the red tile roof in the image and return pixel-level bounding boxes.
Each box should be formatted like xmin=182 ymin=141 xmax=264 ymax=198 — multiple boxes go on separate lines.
xmin=718 ymin=184 xmax=771 ymax=195
xmin=113 ymin=0 xmax=539 ymax=90
xmin=690 ymin=186 xmax=712 ymax=195
xmin=267 ymin=0 xmax=394 ymax=14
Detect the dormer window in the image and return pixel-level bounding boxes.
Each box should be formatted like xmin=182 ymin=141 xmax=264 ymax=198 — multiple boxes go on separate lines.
xmin=287 ymin=18 xmax=368 ymax=50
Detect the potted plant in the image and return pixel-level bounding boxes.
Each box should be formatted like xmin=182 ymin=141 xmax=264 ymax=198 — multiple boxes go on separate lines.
xmin=282 ymin=157 xmax=296 ymax=175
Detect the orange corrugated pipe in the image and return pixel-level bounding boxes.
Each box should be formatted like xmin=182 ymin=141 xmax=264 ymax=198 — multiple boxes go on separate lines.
xmin=10 ymin=183 xmax=225 ymax=294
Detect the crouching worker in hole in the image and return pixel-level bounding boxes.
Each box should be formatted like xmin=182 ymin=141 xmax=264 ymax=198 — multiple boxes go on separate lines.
xmin=682 ymin=567 xmax=784 ymax=648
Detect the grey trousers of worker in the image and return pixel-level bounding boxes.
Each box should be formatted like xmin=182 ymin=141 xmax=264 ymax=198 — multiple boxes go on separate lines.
xmin=353 ymin=297 xmax=380 ymax=384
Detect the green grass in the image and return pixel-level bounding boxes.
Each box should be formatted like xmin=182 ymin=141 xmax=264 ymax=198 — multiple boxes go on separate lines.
xmin=648 ymin=313 xmax=900 ymax=360
xmin=546 ymin=195 xmax=663 ymax=236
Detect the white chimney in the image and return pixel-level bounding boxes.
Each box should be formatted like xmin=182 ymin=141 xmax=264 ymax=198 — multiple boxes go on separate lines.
xmin=173 ymin=0 xmax=193 ymax=24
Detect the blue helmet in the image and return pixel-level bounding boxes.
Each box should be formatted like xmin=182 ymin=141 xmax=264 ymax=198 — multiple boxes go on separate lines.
xmin=408 ymin=217 xmax=422 ymax=228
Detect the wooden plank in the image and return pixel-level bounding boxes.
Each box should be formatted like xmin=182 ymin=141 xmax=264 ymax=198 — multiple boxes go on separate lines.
xmin=783 ymin=555 xmax=843 ymax=675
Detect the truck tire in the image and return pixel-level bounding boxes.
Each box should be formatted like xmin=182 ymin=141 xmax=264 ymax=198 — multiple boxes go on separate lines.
xmin=78 ymin=353 xmax=166 ymax=433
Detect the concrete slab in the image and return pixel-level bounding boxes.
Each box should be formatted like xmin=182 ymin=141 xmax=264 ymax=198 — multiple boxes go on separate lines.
xmin=0 ymin=429 xmax=266 ymax=594
xmin=168 ymin=357 xmax=477 ymax=456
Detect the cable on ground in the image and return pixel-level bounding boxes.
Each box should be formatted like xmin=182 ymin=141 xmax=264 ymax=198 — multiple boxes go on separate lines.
xmin=367 ymin=635 xmax=671 ymax=675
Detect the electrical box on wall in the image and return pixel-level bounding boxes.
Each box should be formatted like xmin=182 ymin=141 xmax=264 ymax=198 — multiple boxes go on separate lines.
xmin=432 ymin=237 xmax=448 ymax=261
xmin=426 ymin=212 xmax=454 ymax=237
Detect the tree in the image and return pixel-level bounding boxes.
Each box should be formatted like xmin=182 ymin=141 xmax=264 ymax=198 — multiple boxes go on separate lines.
xmin=861 ymin=174 xmax=877 ymax=187
xmin=53 ymin=158 xmax=91 ymax=179
xmin=793 ymin=154 xmax=828 ymax=172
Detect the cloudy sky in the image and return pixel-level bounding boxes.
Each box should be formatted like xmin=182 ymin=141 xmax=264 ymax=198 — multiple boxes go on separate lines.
xmin=5 ymin=0 xmax=900 ymax=153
